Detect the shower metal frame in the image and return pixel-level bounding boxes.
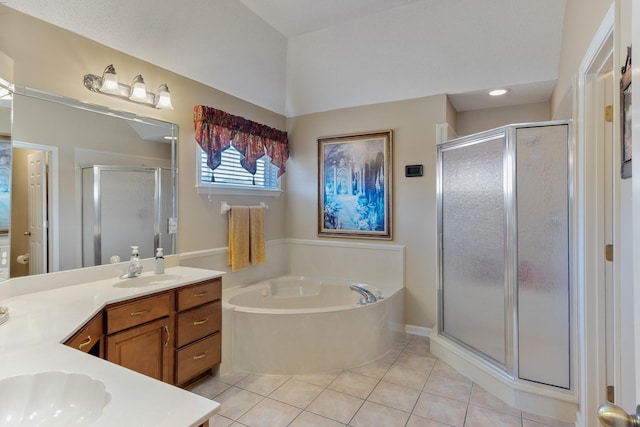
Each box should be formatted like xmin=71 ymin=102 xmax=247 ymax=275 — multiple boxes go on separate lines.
xmin=85 ymin=165 xmax=175 ymax=266
xmin=436 ymin=120 xmax=574 ymax=389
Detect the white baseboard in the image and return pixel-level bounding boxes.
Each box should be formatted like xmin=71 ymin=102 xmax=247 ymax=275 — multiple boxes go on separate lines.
xmin=405 ymin=324 xmax=432 ymax=337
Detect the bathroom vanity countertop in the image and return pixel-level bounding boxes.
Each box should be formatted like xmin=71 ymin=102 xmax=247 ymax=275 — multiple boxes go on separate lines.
xmin=0 ymin=265 xmax=225 ymax=427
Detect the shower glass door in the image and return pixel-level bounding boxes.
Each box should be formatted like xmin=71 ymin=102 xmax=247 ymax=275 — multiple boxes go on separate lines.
xmin=439 ymin=133 xmax=507 ymax=366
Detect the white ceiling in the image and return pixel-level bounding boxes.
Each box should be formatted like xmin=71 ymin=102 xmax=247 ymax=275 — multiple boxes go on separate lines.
xmin=3 ymin=0 xmax=566 ymax=116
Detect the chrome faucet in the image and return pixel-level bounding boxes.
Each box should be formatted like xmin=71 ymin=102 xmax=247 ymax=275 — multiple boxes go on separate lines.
xmin=121 ymin=262 xmax=143 ymax=279
xmin=120 ymin=246 xmax=143 ymax=279
xmin=349 ymin=284 xmax=377 ymax=304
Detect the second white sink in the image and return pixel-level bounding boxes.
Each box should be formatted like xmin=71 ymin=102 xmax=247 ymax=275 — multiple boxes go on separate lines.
xmin=0 ymin=371 xmax=109 ymax=426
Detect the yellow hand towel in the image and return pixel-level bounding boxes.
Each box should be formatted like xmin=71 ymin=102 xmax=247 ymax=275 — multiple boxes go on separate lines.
xmin=228 ymin=206 xmax=250 ymax=271
xmin=249 ymin=205 xmax=265 ymax=265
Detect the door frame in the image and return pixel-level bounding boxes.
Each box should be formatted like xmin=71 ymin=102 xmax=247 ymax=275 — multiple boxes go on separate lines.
xmin=12 ymin=141 xmax=59 ymax=273
xmin=576 ymin=4 xmax=619 ymax=425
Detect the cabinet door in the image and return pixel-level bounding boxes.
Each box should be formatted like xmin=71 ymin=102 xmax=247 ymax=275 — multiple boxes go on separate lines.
xmin=106 ymin=317 xmax=173 ymax=384
xmin=65 ymin=312 xmax=103 ymax=357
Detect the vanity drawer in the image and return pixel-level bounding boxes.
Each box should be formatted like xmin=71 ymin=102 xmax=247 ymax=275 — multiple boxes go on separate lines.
xmin=176 ymin=301 xmax=221 ymax=348
xmin=176 ymin=278 xmax=221 ymax=312
xmin=175 ymin=333 xmax=221 ymax=385
xmin=106 ymin=292 xmax=172 ymax=334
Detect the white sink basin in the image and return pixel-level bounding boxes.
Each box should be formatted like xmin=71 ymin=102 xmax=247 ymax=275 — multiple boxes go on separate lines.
xmin=0 ymin=371 xmax=109 ymax=426
xmin=113 ymin=274 xmax=181 ymax=288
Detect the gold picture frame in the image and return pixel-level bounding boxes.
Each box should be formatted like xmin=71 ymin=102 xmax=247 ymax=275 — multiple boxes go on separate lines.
xmin=318 ymin=130 xmax=392 ymax=239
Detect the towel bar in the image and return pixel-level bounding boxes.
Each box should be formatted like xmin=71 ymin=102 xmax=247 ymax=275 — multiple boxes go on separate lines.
xmin=221 ymin=201 xmax=268 ymax=214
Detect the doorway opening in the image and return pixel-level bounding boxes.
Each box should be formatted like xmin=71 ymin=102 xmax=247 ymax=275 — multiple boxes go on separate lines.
xmin=10 ymin=141 xmax=58 ymax=277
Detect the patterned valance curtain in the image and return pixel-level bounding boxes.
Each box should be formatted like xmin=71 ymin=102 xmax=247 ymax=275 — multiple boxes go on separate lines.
xmin=193 ymin=105 xmax=289 ymax=177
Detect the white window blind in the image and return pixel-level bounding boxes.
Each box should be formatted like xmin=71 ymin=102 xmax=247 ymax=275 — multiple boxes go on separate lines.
xmin=198 ymin=143 xmax=279 ymax=190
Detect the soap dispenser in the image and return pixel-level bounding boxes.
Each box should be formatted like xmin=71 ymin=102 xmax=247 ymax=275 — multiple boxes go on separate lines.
xmin=154 ymin=247 xmax=165 ymax=274
xmin=130 ymin=246 xmax=140 ymax=266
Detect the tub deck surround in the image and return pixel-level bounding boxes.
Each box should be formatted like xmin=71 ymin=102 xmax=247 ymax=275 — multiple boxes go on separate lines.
xmin=223 ymin=276 xmax=405 ymax=375
xmin=0 ymin=266 xmax=224 ymax=426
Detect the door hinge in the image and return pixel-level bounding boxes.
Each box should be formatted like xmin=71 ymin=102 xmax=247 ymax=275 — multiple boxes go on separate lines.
xmin=605 ymin=244 xmax=614 ymax=262
xmin=605 ymin=105 xmax=614 ymax=123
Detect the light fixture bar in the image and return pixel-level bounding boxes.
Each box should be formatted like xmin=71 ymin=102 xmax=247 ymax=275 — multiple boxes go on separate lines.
xmin=83 ymin=66 xmax=174 ymax=110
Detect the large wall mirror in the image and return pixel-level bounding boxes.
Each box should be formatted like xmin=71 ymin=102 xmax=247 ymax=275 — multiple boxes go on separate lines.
xmin=0 ymin=78 xmax=11 ymax=280
xmin=6 ymin=83 xmax=177 ymax=279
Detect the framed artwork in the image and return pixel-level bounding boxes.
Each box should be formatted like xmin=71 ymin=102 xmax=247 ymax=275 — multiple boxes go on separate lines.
xmin=318 ymin=130 xmax=392 ymax=239
xmin=621 ymin=46 xmax=632 ymax=179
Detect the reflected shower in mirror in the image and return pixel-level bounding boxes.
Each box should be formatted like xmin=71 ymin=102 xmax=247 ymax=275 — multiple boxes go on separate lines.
xmin=10 ymin=85 xmax=177 ymax=277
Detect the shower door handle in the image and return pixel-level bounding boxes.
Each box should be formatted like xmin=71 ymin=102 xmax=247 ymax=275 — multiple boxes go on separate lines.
xmin=598 ymin=402 xmax=640 ymax=426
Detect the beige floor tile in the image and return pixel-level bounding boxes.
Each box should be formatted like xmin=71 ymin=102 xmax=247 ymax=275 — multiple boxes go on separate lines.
xmin=465 ymin=405 xmax=521 ymax=427
xmin=237 ymin=397 xmax=301 ymax=427
xmin=379 ymin=349 xmax=401 ymax=364
xmin=423 ymin=374 xmax=472 ymax=403
xmin=406 ymin=413 xmax=454 ymax=427
xmin=523 ymin=420 xmax=556 ymax=427
xmin=368 ymin=380 xmax=421 ymax=413
xmin=189 ymin=378 xmax=230 ymax=400
xmin=295 ymin=371 xmax=341 ymax=387
xmin=382 ymin=364 xmax=429 ymax=390
xmin=350 ymin=400 xmax=410 ymax=427
xmin=306 ymin=389 xmax=364 ymax=424
xmin=269 ymin=378 xmax=324 ymax=408
xmin=431 ymin=360 xmax=472 ymax=382
xmin=395 ymin=351 xmax=437 ymax=372
xmin=216 ymin=371 xmax=250 ymax=385
xmin=328 ymin=371 xmax=379 ymax=399
xmin=405 ymin=337 xmax=432 ymax=356
xmin=523 ymin=411 xmax=574 ymax=427
xmin=207 ymin=414 xmax=234 ymax=427
xmin=349 ymin=359 xmax=392 ymax=379
xmin=235 ymin=373 xmax=290 ymax=396
xmin=413 ymin=392 xmax=468 ymax=427
xmin=469 ymin=384 xmax=520 ymax=417
xmin=214 ymin=386 xmax=264 ymax=420
xmin=289 ymin=410 xmax=346 ymax=426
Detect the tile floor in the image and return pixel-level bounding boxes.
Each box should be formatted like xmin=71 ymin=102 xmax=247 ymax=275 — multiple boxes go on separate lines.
xmin=189 ymin=335 xmax=573 ymax=427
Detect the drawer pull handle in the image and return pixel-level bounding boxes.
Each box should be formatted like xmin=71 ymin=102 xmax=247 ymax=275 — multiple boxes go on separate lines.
xmin=193 ymin=318 xmax=208 ymax=326
xmin=78 ymin=336 xmax=92 ymax=350
xmin=193 ymin=292 xmax=208 ymax=297
xmin=164 ymin=325 xmax=170 ymax=347
xmin=193 ymin=352 xmax=207 ymax=360
xmin=130 ymin=308 xmax=152 ymax=316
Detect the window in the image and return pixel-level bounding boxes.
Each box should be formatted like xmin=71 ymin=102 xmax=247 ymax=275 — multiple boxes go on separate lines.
xmin=197 ymin=143 xmax=280 ymax=193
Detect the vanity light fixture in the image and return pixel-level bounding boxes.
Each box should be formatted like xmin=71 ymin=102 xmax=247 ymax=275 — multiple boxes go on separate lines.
xmin=489 ymin=88 xmax=510 ymax=96
xmin=83 ymin=64 xmax=174 ymax=110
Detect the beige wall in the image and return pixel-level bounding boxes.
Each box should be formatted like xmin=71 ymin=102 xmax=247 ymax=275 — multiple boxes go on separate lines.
xmin=286 ymin=95 xmax=448 ymax=328
xmin=456 ymin=102 xmax=551 ymax=137
xmin=0 ymin=6 xmax=287 ymax=261
xmin=551 ymin=0 xmax=612 ymax=116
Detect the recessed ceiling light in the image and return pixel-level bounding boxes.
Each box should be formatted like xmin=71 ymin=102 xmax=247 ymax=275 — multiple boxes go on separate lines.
xmin=489 ymin=88 xmax=509 ymax=96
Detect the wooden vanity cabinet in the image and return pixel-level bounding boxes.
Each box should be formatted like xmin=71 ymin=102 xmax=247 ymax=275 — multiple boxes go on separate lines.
xmin=65 ymin=312 xmax=103 ymax=358
xmin=104 ymin=292 xmax=174 ymax=384
xmin=175 ymin=278 xmax=222 ymax=386
xmin=65 ymin=276 xmax=222 ymax=390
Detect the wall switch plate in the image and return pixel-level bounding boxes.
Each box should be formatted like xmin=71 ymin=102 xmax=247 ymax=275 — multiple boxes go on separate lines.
xmin=168 ymin=218 xmax=178 ymax=234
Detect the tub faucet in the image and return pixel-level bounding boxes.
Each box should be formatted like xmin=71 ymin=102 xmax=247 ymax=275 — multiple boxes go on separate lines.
xmin=349 ymin=284 xmax=377 ymax=304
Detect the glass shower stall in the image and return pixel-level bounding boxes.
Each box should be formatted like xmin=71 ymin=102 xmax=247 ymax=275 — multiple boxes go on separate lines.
xmin=437 ymin=121 xmax=571 ymax=390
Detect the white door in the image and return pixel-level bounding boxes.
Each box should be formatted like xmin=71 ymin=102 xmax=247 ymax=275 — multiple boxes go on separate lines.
xmin=27 ymin=151 xmax=46 ymax=275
